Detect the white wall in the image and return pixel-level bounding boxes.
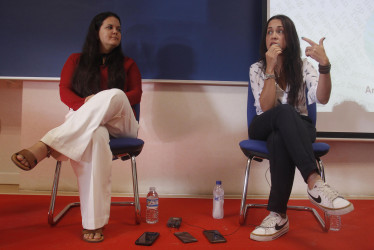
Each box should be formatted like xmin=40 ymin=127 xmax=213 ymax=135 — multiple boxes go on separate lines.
xmin=1 ymin=80 xmax=373 ymax=198
xmin=0 ymin=80 xmax=22 ymax=184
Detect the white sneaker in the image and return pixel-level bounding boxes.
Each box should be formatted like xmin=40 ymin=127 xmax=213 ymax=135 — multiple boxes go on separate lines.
xmin=250 ymin=212 xmax=289 ymax=241
xmin=307 ymin=180 xmax=354 ymax=215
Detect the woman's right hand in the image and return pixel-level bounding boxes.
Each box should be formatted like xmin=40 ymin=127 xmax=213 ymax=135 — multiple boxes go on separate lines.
xmin=265 ymin=44 xmax=282 ymax=73
xmin=85 ymin=94 xmax=95 ymax=103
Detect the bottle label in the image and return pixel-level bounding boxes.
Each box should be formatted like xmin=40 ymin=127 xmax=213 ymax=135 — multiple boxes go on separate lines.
xmin=147 ymin=198 xmax=159 ymax=208
xmin=214 ymin=195 xmax=223 ymax=201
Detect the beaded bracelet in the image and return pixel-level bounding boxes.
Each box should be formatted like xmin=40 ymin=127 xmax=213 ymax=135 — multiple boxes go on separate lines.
xmin=319 ymin=63 xmax=331 ymax=74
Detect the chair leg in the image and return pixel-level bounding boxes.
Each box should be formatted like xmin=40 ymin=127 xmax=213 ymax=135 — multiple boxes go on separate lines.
xmin=315 ymin=156 xmax=332 ymax=231
xmin=239 ymin=158 xmax=252 ymax=225
xmin=48 ymin=161 xmax=79 ymax=226
xmin=239 ymin=156 xmax=330 ymax=232
xmin=287 ymin=205 xmax=330 ymax=232
xmin=316 ymin=157 xmax=326 ymax=182
xmin=48 ymin=157 xmax=141 ymax=226
xmin=130 ymin=155 xmax=141 ymax=224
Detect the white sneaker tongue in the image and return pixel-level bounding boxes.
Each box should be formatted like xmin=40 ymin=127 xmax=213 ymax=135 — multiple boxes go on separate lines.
xmin=313 ymin=180 xmax=324 ymax=189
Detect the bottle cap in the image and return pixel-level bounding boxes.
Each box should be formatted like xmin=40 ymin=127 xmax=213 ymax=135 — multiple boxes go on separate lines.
xmin=216 ymin=180 xmax=222 ymax=185
xmin=150 ymin=187 xmax=156 ymax=191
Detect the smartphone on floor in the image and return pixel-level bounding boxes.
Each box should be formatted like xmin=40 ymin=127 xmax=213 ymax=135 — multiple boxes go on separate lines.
xmin=135 ymin=232 xmax=160 ymax=246
xmin=174 ymin=232 xmax=198 ymax=243
xmin=203 ymin=230 xmax=226 ymax=243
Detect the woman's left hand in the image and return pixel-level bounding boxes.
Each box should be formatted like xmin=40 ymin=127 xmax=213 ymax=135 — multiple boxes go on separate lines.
xmin=302 ymin=37 xmax=330 ymax=66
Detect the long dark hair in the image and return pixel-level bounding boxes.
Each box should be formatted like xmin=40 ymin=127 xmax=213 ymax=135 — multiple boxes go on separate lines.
xmin=259 ymin=14 xmax=303 ymax=107
xmin=72 ymin=12 xmax=126 ymax=98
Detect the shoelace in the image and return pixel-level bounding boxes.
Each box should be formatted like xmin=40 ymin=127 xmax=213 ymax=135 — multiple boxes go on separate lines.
xmin=318 ymin=183 xmax=339 ymax=202
xmin=259 ymin=213 xmax=281 ymax=228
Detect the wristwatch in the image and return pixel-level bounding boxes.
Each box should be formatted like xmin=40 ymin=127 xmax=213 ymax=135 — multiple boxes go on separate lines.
xmin=264 ymin=73 xmax=276 ymax=80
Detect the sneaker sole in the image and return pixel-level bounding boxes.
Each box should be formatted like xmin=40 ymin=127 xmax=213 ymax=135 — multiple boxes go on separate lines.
xmin=309 ymin=197 xmax=354 ymax=216
xmin=250 ymin=223 xmax=289 ymax=242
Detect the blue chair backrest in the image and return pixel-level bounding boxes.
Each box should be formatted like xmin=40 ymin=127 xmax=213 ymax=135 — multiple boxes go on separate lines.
xmin=133 ymin=103 xmax=140 ymax=122
xmin=246 ymin=84 xmax=258 ymax=129
xmin=306 ymin=92 xmax=317 ymax=127
xmin=246 ymin=82 xmax=317 ymax=130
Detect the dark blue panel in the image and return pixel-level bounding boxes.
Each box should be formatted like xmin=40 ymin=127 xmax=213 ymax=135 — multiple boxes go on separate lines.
xmin=0 ymin=0 xmax=263 ymax=81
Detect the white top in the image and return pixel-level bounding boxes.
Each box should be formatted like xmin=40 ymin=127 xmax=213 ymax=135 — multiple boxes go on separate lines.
xmin=249 ymin=58 xmax=320 ymax=116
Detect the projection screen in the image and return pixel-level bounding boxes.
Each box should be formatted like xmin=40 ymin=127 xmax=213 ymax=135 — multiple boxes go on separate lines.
xmin=268 ymin=0 xmax=374 ymax=139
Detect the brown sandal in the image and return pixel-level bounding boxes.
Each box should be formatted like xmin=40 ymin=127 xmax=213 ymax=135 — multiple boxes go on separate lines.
xmin=82 ymin=228 xmax=104 ymax=243
xmin=11 ymin=149 xmax=38 ymax=171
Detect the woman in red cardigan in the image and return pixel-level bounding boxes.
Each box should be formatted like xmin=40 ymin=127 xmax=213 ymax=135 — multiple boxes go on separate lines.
xmin=11 ymin=12 xmax=142 ymax=243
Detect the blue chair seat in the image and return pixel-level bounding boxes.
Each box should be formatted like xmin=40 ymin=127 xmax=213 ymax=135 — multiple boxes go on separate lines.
xmin=110 ymin=137 xmax=144 ymax=158
xmin=312 ymin=142 xmax=330 ymax=157
xmin=239 ymin=140 xmax=330 ymax=160
xmin=239 ymin=139 xmax=269 ymax=159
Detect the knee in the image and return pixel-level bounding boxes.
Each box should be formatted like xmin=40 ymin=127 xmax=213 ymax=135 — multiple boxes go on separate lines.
xmin=108 ymin=88 xmax=126 ymax=101
xmin=107 ymin=88 xmax=130 ymax=109
xmin=95 ymin=89 xmax=127 ymax=108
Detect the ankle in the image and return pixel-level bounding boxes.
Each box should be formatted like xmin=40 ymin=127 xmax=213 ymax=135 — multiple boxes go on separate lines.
xmin=30 ymin=141 xmax=49 ymax=162
xmin=279 ymin=213 xmax=287 ymax=219
xmin=307 ymin=172 xmax=322 ymax=190
xmin=271 ymin=211 xmax=286 ymax=219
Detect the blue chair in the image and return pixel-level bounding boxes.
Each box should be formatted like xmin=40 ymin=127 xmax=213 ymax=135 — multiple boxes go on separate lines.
xmin=48 ymin=103 xmax=144 ymax=225
xmin=239 ymin=84 xmax=332 ymax=231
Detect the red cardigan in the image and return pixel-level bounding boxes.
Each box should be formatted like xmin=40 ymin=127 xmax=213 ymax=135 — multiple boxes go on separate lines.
xmin=59 ymin=53 xmax=142 ymax=111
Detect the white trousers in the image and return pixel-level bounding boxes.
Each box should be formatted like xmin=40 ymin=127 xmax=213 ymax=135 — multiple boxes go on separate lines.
xmin=41 ymin=89 xmax=139 ymax=229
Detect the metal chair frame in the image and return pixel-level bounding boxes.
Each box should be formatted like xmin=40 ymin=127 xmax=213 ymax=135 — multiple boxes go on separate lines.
xmin=239 ymin=154 xmax=331 ymax=232
xmin=48 ymin=154 xmax=141 ymax=226
xmin=47 ymin=103 xmax=143 ymax=226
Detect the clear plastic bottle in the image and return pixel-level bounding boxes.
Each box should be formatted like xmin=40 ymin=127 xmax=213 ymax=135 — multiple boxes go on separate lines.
xmin=212 ymin=180 xmax=224 ymax=219
xmin=146 ymin=187 xmax=159 ymax=224
xmin=329 ymin=215 xmax=341 ymax=231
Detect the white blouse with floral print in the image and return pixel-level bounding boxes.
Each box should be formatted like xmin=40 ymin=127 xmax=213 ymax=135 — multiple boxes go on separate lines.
xmin=249 ymin=58 xmax=320 ymax=116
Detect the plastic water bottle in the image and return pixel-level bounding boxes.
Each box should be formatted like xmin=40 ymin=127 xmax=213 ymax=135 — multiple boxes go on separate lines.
xmin=329 ymin=215 xmax=341 ymax=231
xmin=212 ymin=180 xmax=224 ymax=219
xmin=146 ymin=187 xmax=159 ymax=224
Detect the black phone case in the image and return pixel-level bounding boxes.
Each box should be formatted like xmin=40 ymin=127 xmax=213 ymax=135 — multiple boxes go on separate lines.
xmin=203 ymin=230 xmax=227 ymax=243
xmin=135 ymin=232 xmax=160 ymax=246
xmin=174 ymin=232 xmax=198 ymax=243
